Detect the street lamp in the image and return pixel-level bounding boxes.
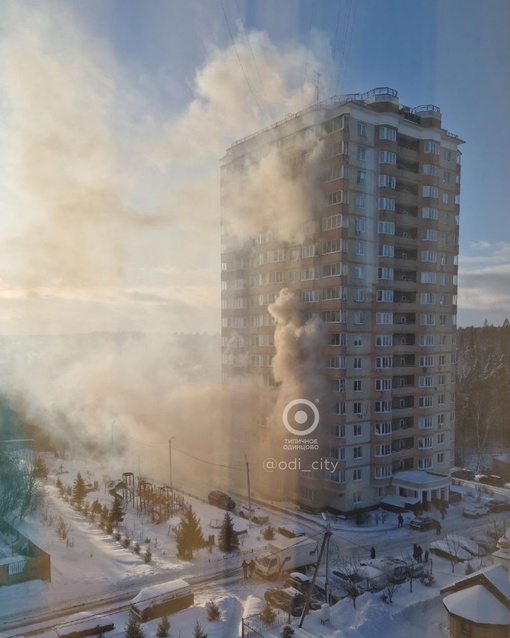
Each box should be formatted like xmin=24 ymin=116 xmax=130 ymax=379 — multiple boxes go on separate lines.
xmin=244 ymin=454 xmax=252 ymax=526
xmin=169 ymin=437 xmax=176 ymax=491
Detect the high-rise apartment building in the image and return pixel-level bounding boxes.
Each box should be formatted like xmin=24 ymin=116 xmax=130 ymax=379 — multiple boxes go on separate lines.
xmin=221 ymin=88 xmax=463 ymax=514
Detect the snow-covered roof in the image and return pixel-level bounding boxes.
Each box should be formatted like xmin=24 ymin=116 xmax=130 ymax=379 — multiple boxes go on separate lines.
xmin=392 ymin=470 xmax=450 ymax=487
xmin=443 ymin=585 xmax=510 ymax=625
xmin=381 ymin=494 xmax=420 ymax=508
xmin=130 ymin=578 xmax=191 ymax=608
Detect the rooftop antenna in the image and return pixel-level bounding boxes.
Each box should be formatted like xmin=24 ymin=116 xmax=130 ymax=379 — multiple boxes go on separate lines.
xmin=314 ymin=71 xmax=321 ymax=104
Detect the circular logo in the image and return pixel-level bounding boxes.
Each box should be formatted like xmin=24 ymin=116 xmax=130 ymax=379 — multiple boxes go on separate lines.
xmin=282 ymin=399 xmax=320 ymax=436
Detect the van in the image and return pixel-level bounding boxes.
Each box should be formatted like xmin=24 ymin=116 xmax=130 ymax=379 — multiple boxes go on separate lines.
xmin=130 ymin=579 xmax=194 ymax=622
xmin=207 ymin=490 xmax=236 ymax=511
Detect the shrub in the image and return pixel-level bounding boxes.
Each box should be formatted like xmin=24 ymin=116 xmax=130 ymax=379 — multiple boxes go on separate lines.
xmin=156 ymin=616 xmax=170 ymax=638
xmin=144 ymin=548 xmax=152 ymax=563
xmin=192 ymin=620 xmax=207 ymax=638
xmin=114 ymin=531 xmax=122 ymax=542
xmin=263 ymin=525 xmax=275 ymax=540
xmin=260 ymin=602 xmax=276 ymax=624
xmin=133 ymin=542 xmax=141 ymax=555
xmin=122 ymin=537 xmax=132 ymax=548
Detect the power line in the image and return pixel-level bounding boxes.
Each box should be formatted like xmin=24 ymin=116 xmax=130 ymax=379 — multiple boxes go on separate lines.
xmin=219 ymin=0 xmax=267 ymax=121
xmin=303 ymin=2 xmax=314 ymax=89
xmin=234 ymin=0 xmax=266 ymax=100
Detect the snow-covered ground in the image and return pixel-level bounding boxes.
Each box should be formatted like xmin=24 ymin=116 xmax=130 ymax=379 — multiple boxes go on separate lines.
xmin=0 ymin=454 xmax=508 ymax=638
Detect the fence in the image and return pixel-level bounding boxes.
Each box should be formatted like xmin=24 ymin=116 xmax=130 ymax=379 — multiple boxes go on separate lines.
xmin=241 ymin=609 xmax=291 ymax=637
xmin=0 ymin=518 xmax=51 ymax=585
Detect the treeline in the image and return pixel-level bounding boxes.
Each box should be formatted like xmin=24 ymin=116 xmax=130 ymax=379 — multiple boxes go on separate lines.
xmin=456 ymin=322 xmax=510 ymax=457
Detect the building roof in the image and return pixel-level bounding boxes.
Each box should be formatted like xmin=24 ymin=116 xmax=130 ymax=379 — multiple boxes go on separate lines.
xmin=443 ymin=585 xmax=510 ymax=625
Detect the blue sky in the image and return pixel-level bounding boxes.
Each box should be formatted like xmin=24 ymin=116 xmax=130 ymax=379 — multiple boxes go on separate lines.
xmin=0 ymin=0 xmax=508 ymax=332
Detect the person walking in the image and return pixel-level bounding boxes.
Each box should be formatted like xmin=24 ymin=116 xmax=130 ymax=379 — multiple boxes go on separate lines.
xmin=435 ymin=520 xmax=442 ymax=536
xmin=242 ymin=559 xmax=248 ymax=579
xmin=248 ymin=559 xmax=256 ymax=578
xmin=440 ymin=506 xmax=446 ymax=520
xmin=424 ymin=549 xmax=429 ymax=563
xmin=413 ymin=543 xmax=418 ymax=562
xmin=417 ymin=545 xmax=423 ymax=562
xmin=397 ymin=513 xmax=404 ymax=528
xmin=370 ymin=546 xmax=376 ymax=559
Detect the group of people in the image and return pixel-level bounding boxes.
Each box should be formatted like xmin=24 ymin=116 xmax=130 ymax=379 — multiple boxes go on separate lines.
xmin=413 ymin=543 xmax=430 ymax=563
xmin=242 ymin=559 xmax=256 ymax=578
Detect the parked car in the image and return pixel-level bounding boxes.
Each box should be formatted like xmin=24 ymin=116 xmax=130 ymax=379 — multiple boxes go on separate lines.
xmin=409 ymin=516 xmax=440 ymax=531
xmin=486 ymin=498 xmax=510 ymax=513
xmin=469 ymin=533 xmax=495 ymax=553
xmin=332 ymin=565 xmax=387 ymax=593
xmin=478 ymin=474 xmax=506 ymax=487
xmin=207 ymin=490 xmax=235 ymax=511
xmin=277 ymin=524 xmax=305 ymax=538
xmin=429 ymin=540 xmax=472 ymax=563
xmin=360 ymin=557 xmax=408 ymax=584
xmin=451 ymin=468 xmax=475 ymax=481
xmin=462 ymin=504 xmax=489 ymax=518
xmin=238 ymin=504 xmax=269 ymax=525
xmin=264 ymin=586 xmax=320 ymax=616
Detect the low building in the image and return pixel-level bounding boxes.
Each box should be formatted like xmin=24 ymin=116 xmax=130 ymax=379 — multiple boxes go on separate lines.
xmin=441 ymin=565 xmax=510 ymax=638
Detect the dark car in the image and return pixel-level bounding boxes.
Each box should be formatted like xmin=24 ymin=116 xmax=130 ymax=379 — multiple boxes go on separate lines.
xmin=451 ymin=468 xmax=475 ymax=481
xmin=409 ymin=516 xmax=440 ymax=531
xmin=479 ymin=475 xmax=506 ymax=487
xmin=207 ymin=490 xmax=236 ymax=511
xmin=486 ymin=498 xmax=510 ymax=513
xmin=264 ymin=587 xmax=307 ymax=616
xmin=277 ymin=524 xmax=305 ymax=538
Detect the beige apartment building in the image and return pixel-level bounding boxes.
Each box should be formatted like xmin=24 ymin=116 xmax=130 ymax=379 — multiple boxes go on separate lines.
xmin=221 ymin=87 xmax=463 ymax=514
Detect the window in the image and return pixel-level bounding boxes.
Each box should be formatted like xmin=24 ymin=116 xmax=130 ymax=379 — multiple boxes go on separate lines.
xmin=357 ymin=170 xmax=366 ymax=185
xmin=301 ymin=267 xmax=320 ymax=280
xmin=322 ymin=310 xmax=346 ymax=323
xmin=418 ymin=458 xmax=432 ymax=469
xmin=443 ymin=149 xmax=452 ymax=162
xmin=375 ymin=421 xmax=392 ymax=435
xmin=375 ymin=400 xmax=392 ymax=413
xmin=378 ymin=174 xmax=396 ymax=189
xmin=330 ymin=470 xmax=346 ymax=484
xmin=378 ymin=221 xmax=395 ymax=234
xmin=423 ymin=164 xmax=439 ymax=176
xmin=322 ymin=214 xmax=346 ymax=231
xmin=421 ymin=271 xmax=437 ymax=284
xmin=378 ymin=244 xmax=395 ymax=258
xmin=322 ymin=239 xmax=346 ymax=254
xmin=327 ymin=356 xmax=346 ymax=369
xmin=322 ymin=262 xmax=345 ymax=277
xmin=353 ymin=446 xmax=363 ymax=459
xmin=421 ymin=250 xmax=437 ymax=263
xmin=353 ymin=357 xmax=362 ymax=369
xmin=378 ymin=198 xmax=396 ymax=212
xmin=379 ymin=126 xmax=397 ymax=141
xmin=353 ymin=468 xmax=362 ymax=481
xmin=377 ymin=289 xmax=394 ymax=302
xmin=375 ymin=357 xmax=393 ymax=370
xmin=357 ymin=146 xmax=367 ymax=161
xmin=374 ymin=466 xmax=392 ymax=479
xmin=354 ymin=311 xmax=364 ymax=325
xmin=353 ymin=219 xmax=366 ymax=236
xmin=353 ymin=380 xmax=362 ymax=393
xmin=437 ymin=452 xmax=445 ymax=464
xmin=335 ymin=402 xmax=346 ymax=416
xmin=323 ymin=286 xmax=346 ymax=300
xmin=438 ymin=355 xmax=446 ymax=366
xmin=422 ymin=228 xmax=437 ymax=241
xmin=375 ymin=378 xmax=392 ymax=391
xmin=331 ymin=378 xmax=346 ymax=393
xmin=357 ymin=121 xmax=367 ymax=137
xmin=352 ymin=491 xmax=362 ymax=505
xmin=376 ymin=312 xmax=393 ymax=325
xmin=443 ymin=171 xmax=451 ymax=184
xmin=331 ymin=446 xmax=345 ymax=461
xmin=334 ymin=424 xmax=346 ymax=438
xmin=375 ymin=444 xmax=391 ymax=457
xmin=418 ymin=437 xmax=433 ymax=449
xmin=423 ymin=141 xmax=440 ymax=154
xmin=419 ymin=355 xmax=434 ymax=367
xmin=442 ymin=192 xmax=450 ymax=204
xmin=438 ymin=393 xmax=445 ymax=405
xmin=353 ymin=334 xmax=362 ymax=347
xmin=420 ymin=292 xmax=436 ymax=305
xmin=302 ymin=244 xmax=318 ymax=258
xmin=354 ymin=265 xmax=364 ymax=279
xmin=419 ymin=376 xmax=434 ymax=388
xmin=418 ymin=416 xmax=433 ymax=429
xmin=329 ymin=332 xmax=346 ymax=346
xmin=327 ymin=140 xmax=348 ymax=157
xmin=326 ymin=190 xmax=348 ymax=206
xmin=420 ymin=335 xmax=435 ymax=346
xmin=422 ymin=207 xmax=438 ymax=220
xmin=324 ymin=165 xmax=349 ymax=182
xmin=301 ymin=290 xmax=319 ymax=303
xmin=353 ymin=402 xmax=362 ymax=415
xmin=423 ymin=185 xmax=439 ymax=198
xmin=354 ymin=288 xmax=364 ymax=302
xmin=419 ymin=397 xmax=434 ymax=409
xmin=378 ymin=267 xmax=394 ymax=280
xmin=355 ymin=194 xmax=366 ymax=209
xmin=376 ymin=334 xmax=393 ymax=347
xmin=379 ymin=150 xmax=397 ymax=164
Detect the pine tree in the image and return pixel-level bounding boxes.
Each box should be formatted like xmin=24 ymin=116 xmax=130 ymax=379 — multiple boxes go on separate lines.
xmin=72 ymin=472 xmax=87 ymax=505
xmin=125 ymin=617 xmax=145 ymax=638
xmin=192 ymin=620 xmax=207 ymax=638
xmin=260 ymin=602 xmax=276 ymax=624
xmin=109 ymin=496 xmax=125 ymax=526
xmin=207 ymin=600 xmax=221 ymax=621
xmin=156 ymin=616 xmax=170 ymax=638
xmin=33 ymin=456 xmax=48 ymax=479
xmin=218 ymin=512 xmax=239 ymax=552
xmin=281 ymin=625 xmax=295 ymax=637
xmin=175 ymin=505 xmax=205 ymax=559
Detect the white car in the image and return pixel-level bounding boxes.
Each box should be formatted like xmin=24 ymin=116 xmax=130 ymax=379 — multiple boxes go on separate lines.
xmin=238 ymin=505 xmax=269 ymax=525
xmin=430 ymin=540 xmax=472 ymax=563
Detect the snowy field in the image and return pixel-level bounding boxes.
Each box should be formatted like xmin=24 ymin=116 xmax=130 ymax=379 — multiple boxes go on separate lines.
xmin=0 ymin=454 xmax=508 ymax=638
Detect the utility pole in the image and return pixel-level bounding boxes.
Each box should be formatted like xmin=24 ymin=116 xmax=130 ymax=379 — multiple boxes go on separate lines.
xmin=169 ymin=437 xmax=175 ymax=491
xmin=298 ymin=524 xmax=332 ymax=628
xmin=244 ymin=454 xmax=252 ymax=526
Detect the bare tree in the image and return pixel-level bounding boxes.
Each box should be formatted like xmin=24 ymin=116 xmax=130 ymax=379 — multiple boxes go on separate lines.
xmin=332 ymin=552 xmax=363 ymax=609
xmin=443 ymin=536 xmax=464 ymax=573
xmin=0 ymin=449 xmax=44 ymax=523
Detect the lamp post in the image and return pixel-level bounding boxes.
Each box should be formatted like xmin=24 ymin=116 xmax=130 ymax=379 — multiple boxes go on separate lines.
xmin=244 ymin=454 xmax=252 ymax=526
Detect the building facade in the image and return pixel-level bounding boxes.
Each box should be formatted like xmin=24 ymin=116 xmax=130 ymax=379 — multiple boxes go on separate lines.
xmin=221 ymin=87 xmax=463 ymax=514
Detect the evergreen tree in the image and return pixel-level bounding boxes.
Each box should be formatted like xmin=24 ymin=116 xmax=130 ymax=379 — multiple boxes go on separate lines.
xmin=218 ymin=512 xmax=239 ymax=552
xmin=281 ymin=626 xmax=295 ymax=637
xmin=156 ymin=616 xmax=170 ymax=638
xmin=175 ymin=505 xmax=205 ymax=559
xmin=72 ymin=472 xmax=87 ymax=505
xmin=33 ymin=456 xmax=48 ymax=479
xmin=125 ymin=617 xmax=145 ymax=638
xmin=192 ymin=621 xmax=207 ymax=638
xmin=109 ymin=496 xmax=125 ymax=526
xmin=260 ymin=603 xmax=276 ymax=624
xmin=206 ymin=600 xmax=221 ymax=621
